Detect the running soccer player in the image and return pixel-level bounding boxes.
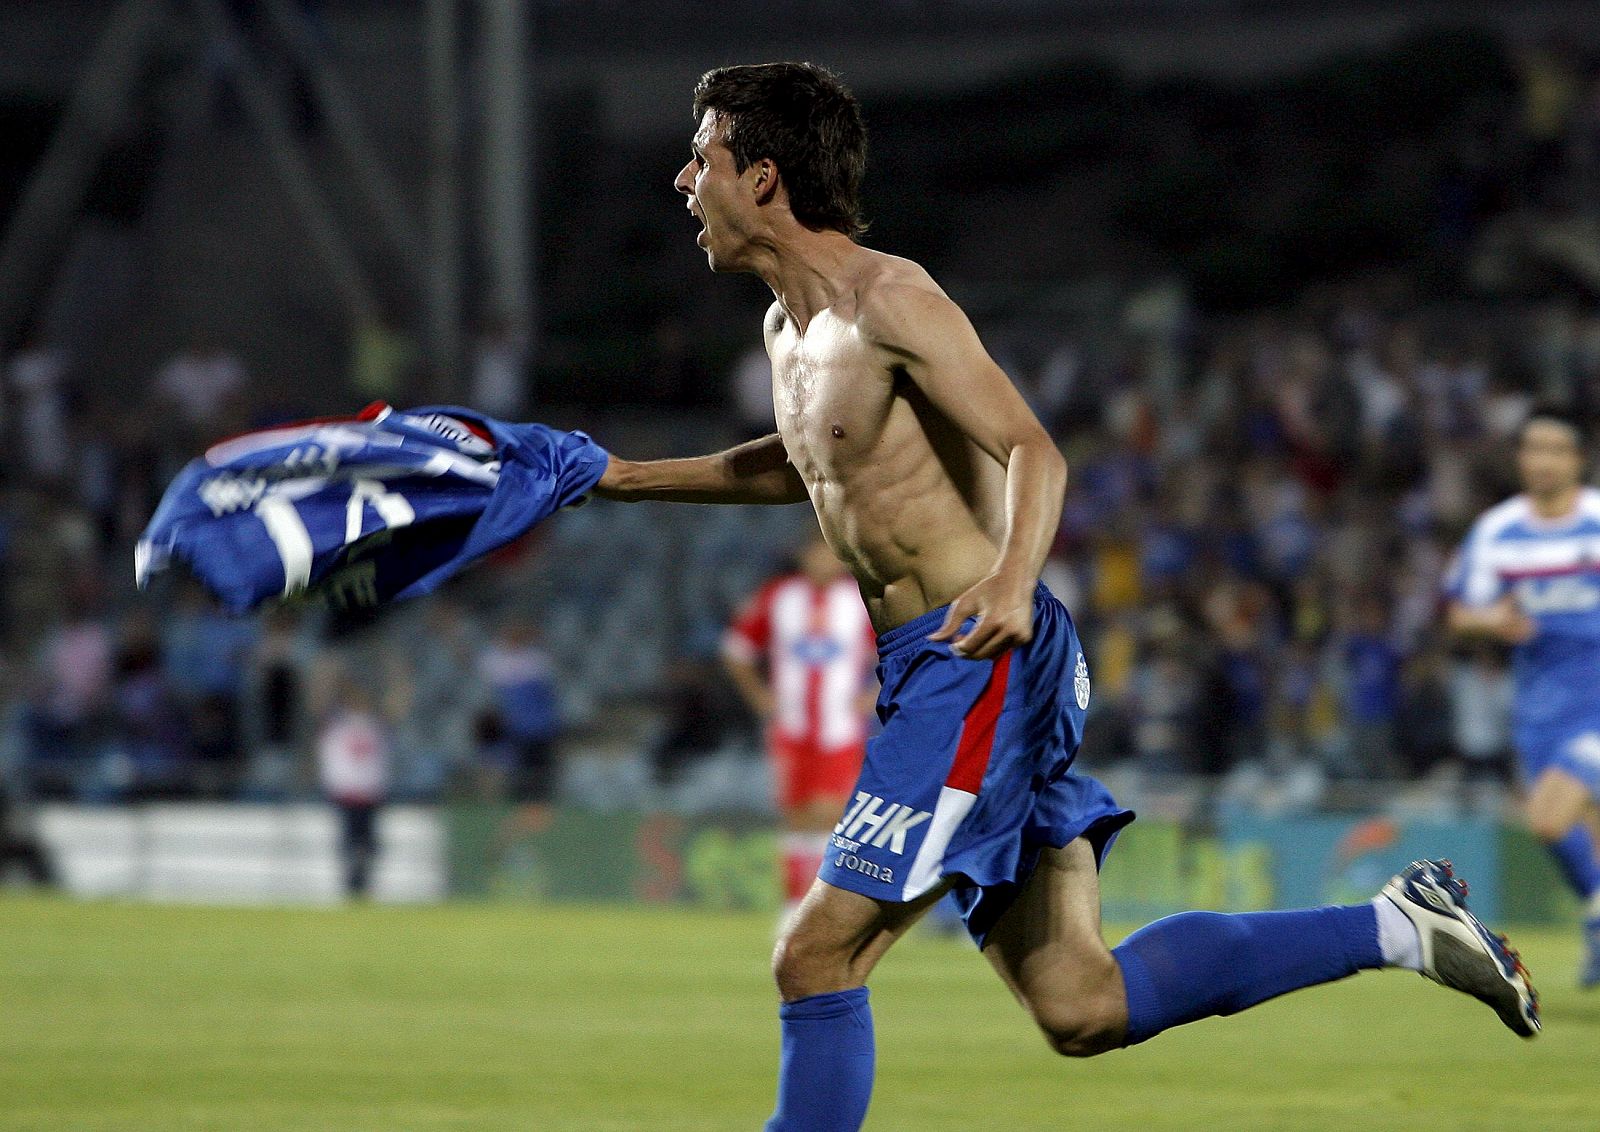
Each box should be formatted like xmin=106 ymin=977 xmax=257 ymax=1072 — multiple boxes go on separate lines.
xmin=723 ymin=534 xmax=877 ymax=928
xmin=1446 ymin=405 xmax=1600 ymax=986
xmin=592 ymin=62 xmax=1538 ymax=1132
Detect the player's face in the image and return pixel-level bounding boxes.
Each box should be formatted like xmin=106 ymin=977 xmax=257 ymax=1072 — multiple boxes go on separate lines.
xmin=1517 ymin=418 xmax=1584 ymax=498
xmin=674 ymin=112 xmax=755 ymax=272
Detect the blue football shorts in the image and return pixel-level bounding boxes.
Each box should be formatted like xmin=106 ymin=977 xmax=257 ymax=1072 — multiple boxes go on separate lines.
xmin=1516 ymin=717 xmax=1600 ymax=798
xmin=817 ymin=582 xmax=1133 ymax=947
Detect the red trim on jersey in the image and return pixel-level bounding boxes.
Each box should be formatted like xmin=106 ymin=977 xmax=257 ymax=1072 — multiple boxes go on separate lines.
xmin=203 ymin=402 xmax=494 ymax=463
xmin=945 ymin=652 xmax=1013 ymax=794
xmin=1500 ymin=563 xmax=1598 ymax=581
xmin=203 ymin=410 xmax=375 ymax=462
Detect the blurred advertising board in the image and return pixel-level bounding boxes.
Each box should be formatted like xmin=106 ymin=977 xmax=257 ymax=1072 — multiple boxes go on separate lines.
xmin=446 ymin=803 xmax=1578 ymax=925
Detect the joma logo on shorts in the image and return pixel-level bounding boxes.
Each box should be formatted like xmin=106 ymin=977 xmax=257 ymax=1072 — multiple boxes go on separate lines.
xmin=835 ymin=852 xmax=893 ymax=884
xmin=833 ymin=792 xmax=932 ymax=855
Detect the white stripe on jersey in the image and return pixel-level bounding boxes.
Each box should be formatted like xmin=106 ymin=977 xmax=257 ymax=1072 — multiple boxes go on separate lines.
xmin=1449 ymin=487 xmax=1600 ymax=614
xmin=729 ymin=575 xmax=875 ymax=749
xmin=770 ymin=582 xmax=814 ymax=741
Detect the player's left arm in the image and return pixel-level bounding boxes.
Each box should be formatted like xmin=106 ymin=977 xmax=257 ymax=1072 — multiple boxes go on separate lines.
xmin=862 ymin=283 xmax=1066 ymax=659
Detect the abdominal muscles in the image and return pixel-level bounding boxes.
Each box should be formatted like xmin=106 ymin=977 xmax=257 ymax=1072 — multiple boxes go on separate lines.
xmin=804 ymin=390 xmax=1006 ymax=630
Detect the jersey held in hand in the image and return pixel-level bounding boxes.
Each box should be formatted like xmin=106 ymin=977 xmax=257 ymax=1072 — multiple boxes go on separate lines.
xmin=135 ymin=402 xmax=608 ymax=612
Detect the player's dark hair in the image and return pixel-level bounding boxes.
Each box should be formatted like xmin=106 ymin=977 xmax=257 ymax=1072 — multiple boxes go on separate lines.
xmin=692 ymin=62 xmax=868 ymax=239
xmin=1520 ymin=403 xmax=1591 ymax=449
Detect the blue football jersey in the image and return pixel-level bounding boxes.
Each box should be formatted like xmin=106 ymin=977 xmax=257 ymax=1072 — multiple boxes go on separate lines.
xmin=1445 ymin=487 xmax=1600 ymax=733
xmin=136 ymin=403 xmax=609 ymax=612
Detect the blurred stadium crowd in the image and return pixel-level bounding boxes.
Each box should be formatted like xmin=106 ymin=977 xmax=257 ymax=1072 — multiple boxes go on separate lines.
xmin=1 ymin=16 xmax=1599 ymax=819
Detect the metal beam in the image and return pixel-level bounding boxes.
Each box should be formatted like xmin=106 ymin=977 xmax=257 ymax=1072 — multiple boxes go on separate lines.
xmin=257 ymin=0 xmax=429 ymax=295
xmin=424 ymin=0 xmax=463 ymax=400
xmin=479 ymin=0 xmax=534 ymax=351
xmin=0 ymin=0 xmax=169 ymax=349
xmin=186 ymin=0 xmax=379 ymax=327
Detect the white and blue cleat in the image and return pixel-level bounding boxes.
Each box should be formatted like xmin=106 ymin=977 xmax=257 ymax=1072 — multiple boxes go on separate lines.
xmin=1380 ymin=859 xmax=1540 ymax=1038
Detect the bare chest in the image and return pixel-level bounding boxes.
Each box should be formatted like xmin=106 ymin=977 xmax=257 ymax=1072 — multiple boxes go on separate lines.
xmin=770 ymin=327 xmax=892 ymax=480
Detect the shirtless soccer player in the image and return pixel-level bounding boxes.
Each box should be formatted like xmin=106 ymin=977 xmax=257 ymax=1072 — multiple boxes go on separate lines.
xmin=591 ymin=62 xmax=1539 ymax=1131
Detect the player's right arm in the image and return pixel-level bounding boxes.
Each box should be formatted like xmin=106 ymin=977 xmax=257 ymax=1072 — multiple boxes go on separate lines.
xmin=593 ymin=432 xmax=808 ymax=504
xmin=1445 ymin=598 xmax=1536 ymax=646
xmin=1442 ymin=513 xmax=1535 ymax=645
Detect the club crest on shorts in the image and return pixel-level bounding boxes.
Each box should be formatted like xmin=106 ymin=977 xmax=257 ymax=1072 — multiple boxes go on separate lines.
xmin=1074 ymin=652 xmax=1090 ymax=710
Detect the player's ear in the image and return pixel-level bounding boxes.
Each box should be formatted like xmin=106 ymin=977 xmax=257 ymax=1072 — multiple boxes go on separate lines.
xmin=752 ymin=159 xmax=781 ymax=205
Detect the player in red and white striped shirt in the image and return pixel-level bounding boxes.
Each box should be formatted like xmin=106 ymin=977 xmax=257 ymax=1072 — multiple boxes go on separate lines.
xmin=723 ymin=535 xmax=878 ymax=925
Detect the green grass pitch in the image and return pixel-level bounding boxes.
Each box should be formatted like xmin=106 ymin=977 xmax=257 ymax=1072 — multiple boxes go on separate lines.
xmin=2 ymin=896 xmax=1596 ymax=1131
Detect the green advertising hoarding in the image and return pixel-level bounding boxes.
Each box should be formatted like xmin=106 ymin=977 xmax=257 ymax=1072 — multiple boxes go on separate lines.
xmin=447 ymin=802 xmax=1579 ymax=925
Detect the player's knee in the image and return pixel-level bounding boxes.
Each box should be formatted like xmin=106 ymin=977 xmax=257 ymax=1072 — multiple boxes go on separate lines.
xmin=771 ymin=928 xmax=851 ymax=1002
xmin=1023 ymin=961 xmax=1126 ymax=1058
xmin=1032 ymin=1000 xmax=1122 ymax=1058
xmin=1526 ymin=809 xmax=1574 ymax=843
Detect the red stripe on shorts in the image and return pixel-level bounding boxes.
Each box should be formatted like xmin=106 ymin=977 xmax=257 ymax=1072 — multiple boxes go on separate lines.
xmin=945 ymin=651 xmax=1013 ymax=794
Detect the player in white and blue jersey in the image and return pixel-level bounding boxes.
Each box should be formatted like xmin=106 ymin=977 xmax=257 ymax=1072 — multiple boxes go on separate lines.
xmin=1446 ymin=405 xmax=1600 ymax=986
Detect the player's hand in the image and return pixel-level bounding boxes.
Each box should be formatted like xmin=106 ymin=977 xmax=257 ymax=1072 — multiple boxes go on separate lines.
xmin=927 ymin=572 xmax=1034 ymax=660
xmin=1487 ymin=596 xmax=1536 ymax=645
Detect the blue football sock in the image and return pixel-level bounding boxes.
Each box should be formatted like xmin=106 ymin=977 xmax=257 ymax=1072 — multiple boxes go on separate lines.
xmin=1112 ymin=904 xmax=1384 ymax=1046
xmin=1544 ymin=825 xmax=1600 ymax=900
xmin=765 ymin=987 xmax=875 ymax=1132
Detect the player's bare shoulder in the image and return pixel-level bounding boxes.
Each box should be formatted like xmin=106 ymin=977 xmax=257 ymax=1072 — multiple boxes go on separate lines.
xmin=850 ymin=252 xmax=967 ymax=365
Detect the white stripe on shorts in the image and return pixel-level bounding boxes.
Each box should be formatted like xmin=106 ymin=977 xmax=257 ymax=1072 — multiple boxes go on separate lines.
xmin=901 ymin=785 xmax=976 ymax=901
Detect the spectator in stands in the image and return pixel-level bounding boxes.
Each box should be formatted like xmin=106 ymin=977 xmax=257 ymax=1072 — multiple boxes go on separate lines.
xmin=1201 ymin=576 xmax=1273 ymax=772
xmin=0 ymin=771 xmax=53 ymax=887
xmin=1128 ymin=609 xmax=1204 ymax=777
xmin=153 ymin=332 xmax=247 ymax=437
xmin=313 ymin=659 xmax=392 ymax=899
xmin=5 ymin=332 xmax=71 ymax=484
xmin=1335 ymin=594 xmax=1404 ymax=780
xmin=24 ymin=573 xmax=113 ymax=798
xmin=648 ymin=655 xmax=733 ymax=787
xmin=1395 ymin=643 xmax=1456 ymax=780
xmin=240 ymin=606 xmax=316 ymax=799
xmin=468 ymin=313 xmax=528 ymax=418
xmin=396 ymin=595 xmax=486 ymax=798
xmin=728 ymin=342 xmax=776 ymax=440
xmin=1449 ymin=644 xmax=1516 ymax=784
xmin=477 ymin=617 xmax=562 ymax=832
xmin=161 ymin=580 xmax=258 ymax=711
xmin=103 ymin=609 xmax=190 ymax=800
